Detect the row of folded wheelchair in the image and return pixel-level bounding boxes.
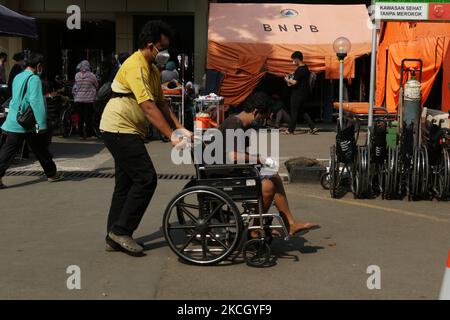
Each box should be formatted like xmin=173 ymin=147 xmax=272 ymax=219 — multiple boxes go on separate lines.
xmin=326 ymin=106 xmax=450 ymax=201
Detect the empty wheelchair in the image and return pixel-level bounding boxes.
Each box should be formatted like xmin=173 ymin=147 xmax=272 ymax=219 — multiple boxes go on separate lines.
xmin=162 ymin=141 xmax=291 ymax=267
xmin=423 ymin=108 xmax=450 ymax=200
xmin=329 ymin=121 xmax=357 ymax=198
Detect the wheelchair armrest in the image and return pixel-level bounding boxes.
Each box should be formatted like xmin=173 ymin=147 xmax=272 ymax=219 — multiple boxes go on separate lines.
xmin=198 ymin=164 xmax=261 ymax=170
xmin=196 ymin=163 xmax=262 ymax=181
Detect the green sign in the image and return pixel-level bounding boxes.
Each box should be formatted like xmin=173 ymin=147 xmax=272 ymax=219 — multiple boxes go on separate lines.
xmin=375 ymin=0 xmax=450 ymax=20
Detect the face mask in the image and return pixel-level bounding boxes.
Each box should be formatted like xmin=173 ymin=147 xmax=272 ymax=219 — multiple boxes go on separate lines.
xmin=155 ymin=50 xmax=170 ymax=66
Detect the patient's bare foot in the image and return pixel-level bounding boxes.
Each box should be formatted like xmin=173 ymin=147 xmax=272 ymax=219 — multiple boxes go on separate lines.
xmin=250 ymin=229 xmax=281 ymax=238
xmin=289 ymin=222 xmax=320 ymax=236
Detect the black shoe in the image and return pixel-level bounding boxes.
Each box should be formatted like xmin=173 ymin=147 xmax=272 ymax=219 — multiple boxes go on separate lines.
xmin=107 ymin=232 xmax=145 ymax=257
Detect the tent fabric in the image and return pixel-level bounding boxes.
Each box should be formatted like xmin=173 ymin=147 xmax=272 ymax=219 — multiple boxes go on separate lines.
xmin=376 ymin=22 xmax=450 ymax=113
xmin=444 ymin=39 xmax=450 ymax=112
xmin=0 ymin=5 xmax=38 ymax=38
xmin=207 ymin=3 xmax=372 ymax=106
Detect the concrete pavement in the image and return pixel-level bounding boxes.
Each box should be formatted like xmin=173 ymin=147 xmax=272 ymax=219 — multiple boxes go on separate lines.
xmin=0 ymin=132 xmax=449 ymax=300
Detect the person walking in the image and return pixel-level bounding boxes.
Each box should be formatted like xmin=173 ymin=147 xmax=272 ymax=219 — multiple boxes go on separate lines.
xmin=284 ymin=51 xmax=318 ymax=135
xmin=74 ymin=60 xmax=98 ymax=140
xmin=100 ymin=20 xmax=191 ymax=257
xmin=0 ymin=53 xmax=63 ymax=189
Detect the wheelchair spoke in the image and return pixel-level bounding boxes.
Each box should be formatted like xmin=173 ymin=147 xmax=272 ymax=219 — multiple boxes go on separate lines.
xmin=178 ymin=205 xmax=198 ymax=223
xmin=167 ymin=224 xmax=196 ymax=230
xmin=204 ymin=201 xmax=225 ymax=223
xmin=180 ymin=202 xmax=200 ymax=210
xmin=201 ymin=237 xmax=208 ymax=260
xmin=208 ymin=223 xmax=236 ymax=228
xmin=208 ymin=232 xmax=229 ymax=250
xmin=179 ymin=233 xmax=197 ymax=253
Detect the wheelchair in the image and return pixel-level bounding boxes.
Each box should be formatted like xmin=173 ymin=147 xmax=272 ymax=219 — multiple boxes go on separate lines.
xmin=162 ymin=140 xmax=291 ymax=267
xmin=382 ymin=59 xmax=429 ymax=201
xmin=423 ymin=108 xmax=450 ymax=200
xmin=330 ymin=102 xmax=396 ymax=199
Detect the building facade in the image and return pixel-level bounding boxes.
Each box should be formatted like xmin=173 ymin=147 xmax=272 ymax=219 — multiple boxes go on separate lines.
xmin=0 ymin=0 xmax=209 ymax=83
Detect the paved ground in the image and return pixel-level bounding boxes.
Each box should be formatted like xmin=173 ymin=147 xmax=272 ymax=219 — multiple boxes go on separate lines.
xmin=0 ymin=130 xmax=449 ymax=300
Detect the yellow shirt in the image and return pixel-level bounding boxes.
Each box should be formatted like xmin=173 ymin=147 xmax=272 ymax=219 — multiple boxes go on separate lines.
xmin=100 ymin=50 xmax=164 ymax=138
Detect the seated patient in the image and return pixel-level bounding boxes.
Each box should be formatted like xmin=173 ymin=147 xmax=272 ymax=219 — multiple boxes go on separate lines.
xmin=218 ymin=92 xmax=319 ymax=236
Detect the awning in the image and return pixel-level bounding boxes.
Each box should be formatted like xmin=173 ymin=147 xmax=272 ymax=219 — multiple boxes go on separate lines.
xmin=207 ymin=3 xmax=372 ymax=105
xmin=0 ymin=4 xmax=38 ymax=38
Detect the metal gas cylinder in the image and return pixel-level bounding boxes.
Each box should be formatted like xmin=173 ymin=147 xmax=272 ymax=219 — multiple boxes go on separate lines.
xmin=403 ymin=77 xmax=422 ymax=127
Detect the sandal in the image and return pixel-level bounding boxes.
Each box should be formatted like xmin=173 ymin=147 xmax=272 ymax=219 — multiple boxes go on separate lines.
xmin=281 ymin=129 xmax=294 ymax=135
xmin=289 ymin=223 xmax=321 ymax=236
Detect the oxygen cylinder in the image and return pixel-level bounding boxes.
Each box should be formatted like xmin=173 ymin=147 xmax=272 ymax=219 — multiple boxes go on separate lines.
xmin=403 ymin=76 xmax=422 ymax=127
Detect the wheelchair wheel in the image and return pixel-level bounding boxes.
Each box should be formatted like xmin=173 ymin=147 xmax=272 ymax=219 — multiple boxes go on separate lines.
xmin=242 ymin=239 xmax=271 ymax=268
xmin=329 ymin=145 xmax=338 ymax=198
xmin=60 ymin=108 xmax=73 ymax=138
xmin=409 ymin=145 xmax=430 ymax=201
xmin=320 ymin=172 xmax=330 ymax=190
xmin=420 ymin=146 xmax=430 ymax=199
xmin=374 ymin=163 xmax=384 ymax=197
xmin=353 ymin=146 xmax=369 ymax=199
xmin=434 ymin=148 xmax=450 ymax=200
xmin=176 ymin=179 xmax=198 ymax=226
xmin=163 ymin=186 xmax=243 ymax=266
xmin=383 ymin=147 xmax=398 ymax=199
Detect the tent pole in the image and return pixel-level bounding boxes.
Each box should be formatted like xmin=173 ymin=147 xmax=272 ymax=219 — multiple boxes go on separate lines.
xmin=368 ymin=10 xmax=378 ymax=131
xmin=339 ymin=60 xmax=345 ymax=129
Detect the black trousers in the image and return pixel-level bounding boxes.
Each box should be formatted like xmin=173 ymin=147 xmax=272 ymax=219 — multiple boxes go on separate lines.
xmin=275 ymin=109 xmax=291 ymax=127
xmin=76 ymin=102 xmax=94 ymax=138
xmin=289 ymin=91 xmax=315 ymax=133
xmin=0 ymin=132 xmax=57 ymax=178
xmin=103 ymin=132 xmax=158 ymax=237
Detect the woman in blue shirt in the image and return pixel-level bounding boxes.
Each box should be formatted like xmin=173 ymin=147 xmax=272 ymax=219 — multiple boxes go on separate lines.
xmin=0 ymin=53 xmax=63 ymax=189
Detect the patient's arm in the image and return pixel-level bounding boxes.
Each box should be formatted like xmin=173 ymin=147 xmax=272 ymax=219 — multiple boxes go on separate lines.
xmin=227 ymin=151 xmax=262 ymax=165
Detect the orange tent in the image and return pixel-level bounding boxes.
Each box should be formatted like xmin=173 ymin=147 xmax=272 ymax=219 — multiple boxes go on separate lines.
xmin=376 ymin=22 xmax=450 ymax=112
xmin=207 ymin=3 xmax=372 ymax=106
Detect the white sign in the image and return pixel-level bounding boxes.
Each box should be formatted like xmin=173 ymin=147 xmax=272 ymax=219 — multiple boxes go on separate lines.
xmin=376 ymin=2 xmax=428 ymax=20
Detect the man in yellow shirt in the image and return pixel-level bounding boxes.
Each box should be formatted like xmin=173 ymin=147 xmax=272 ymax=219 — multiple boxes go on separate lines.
xmin=100 ymin=20 xmax=189 ymax=256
